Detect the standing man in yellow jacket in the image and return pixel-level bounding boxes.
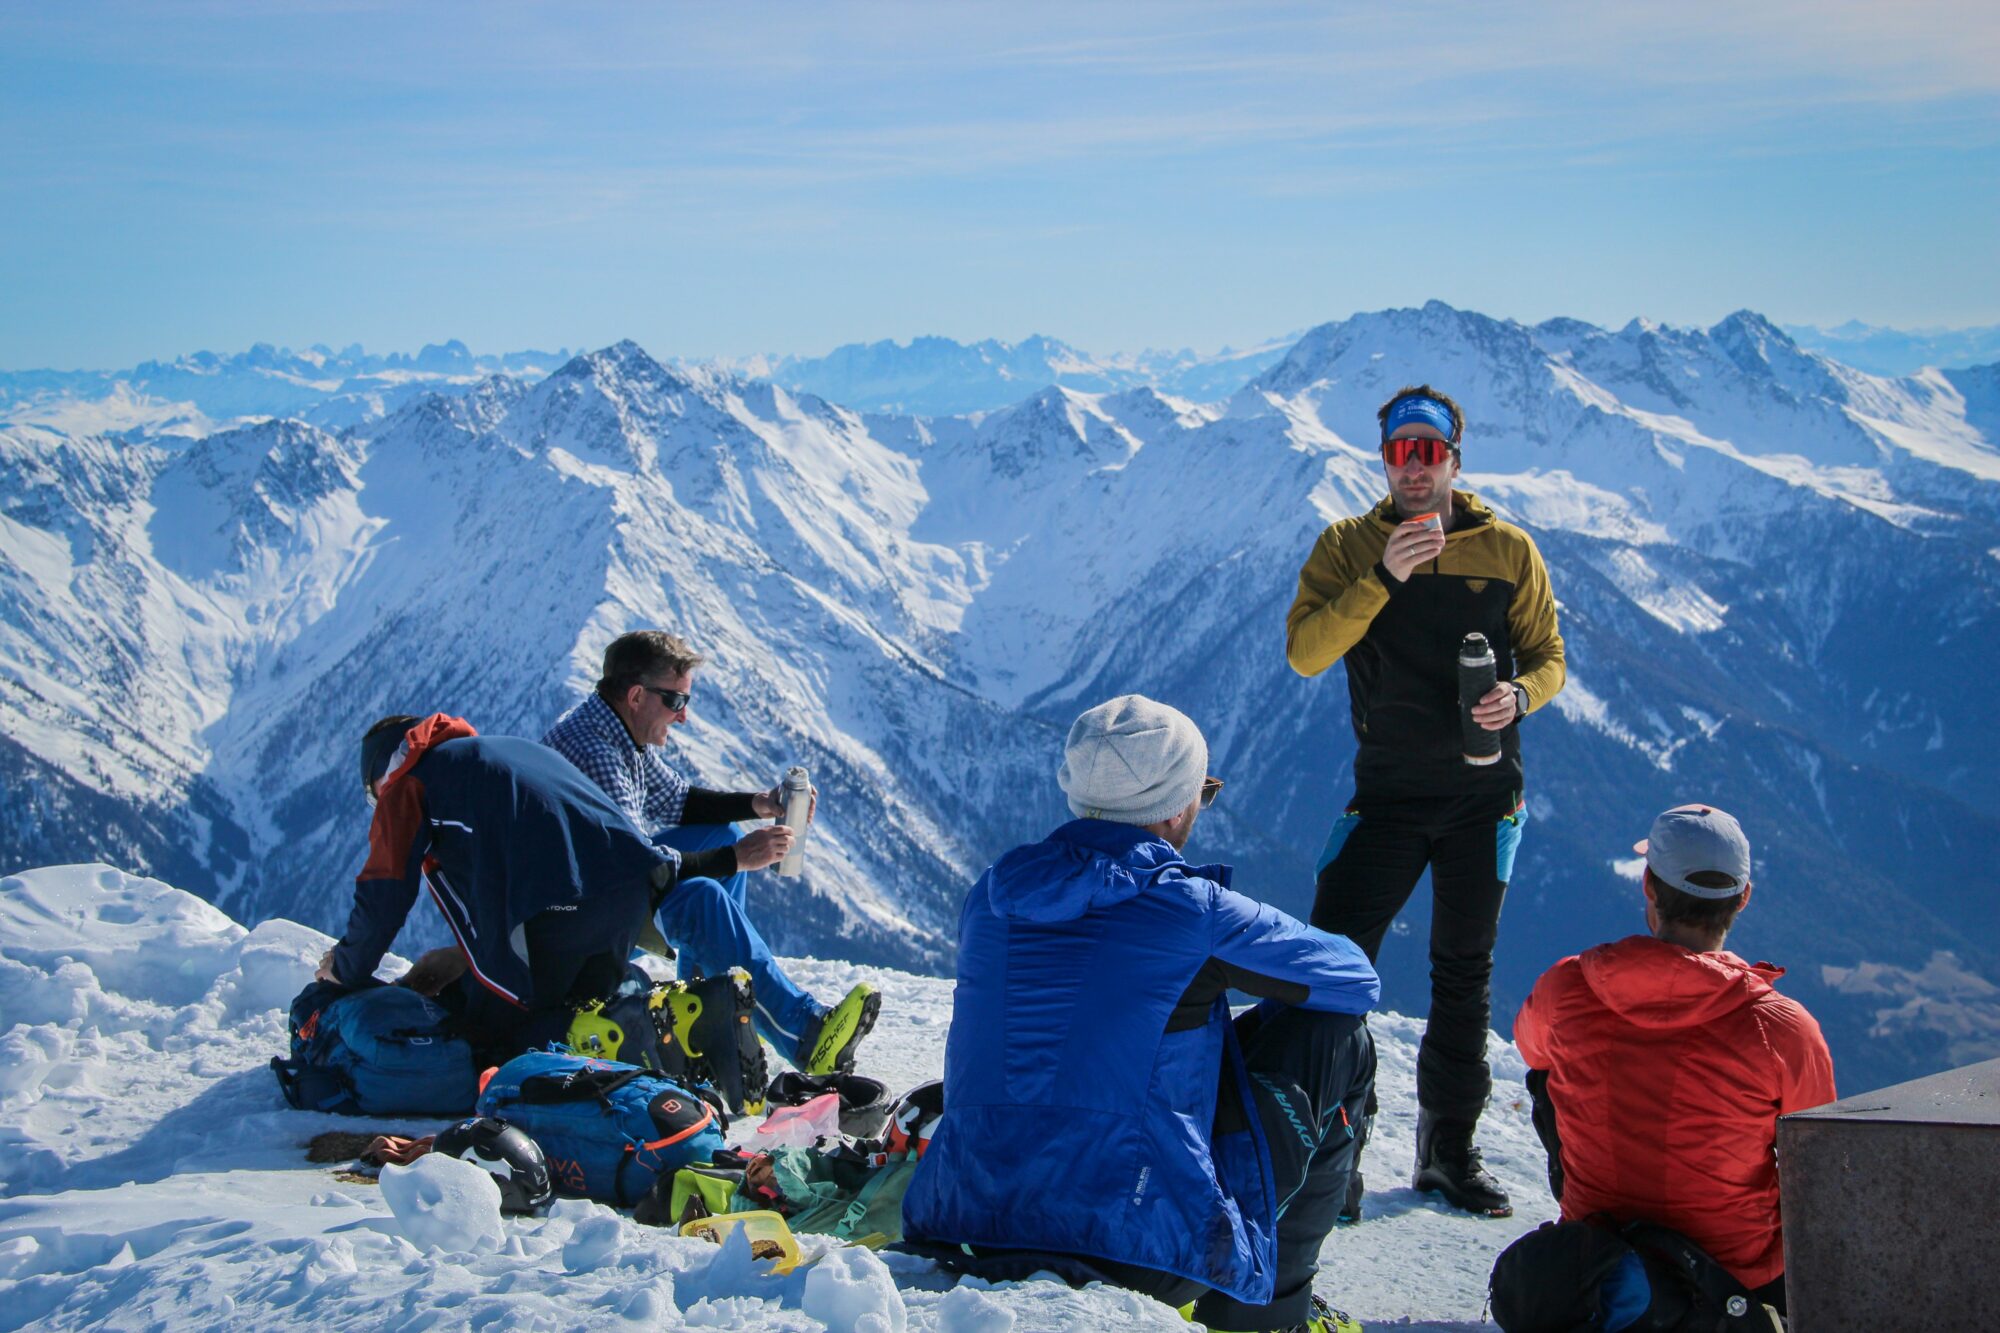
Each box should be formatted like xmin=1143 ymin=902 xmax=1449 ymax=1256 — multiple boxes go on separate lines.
xmin=1286 ymin=384 xmax=1566 ymax=1221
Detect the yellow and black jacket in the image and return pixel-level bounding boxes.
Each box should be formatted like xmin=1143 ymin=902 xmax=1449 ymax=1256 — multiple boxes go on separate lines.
xmin=1286 ymin=489 xmax=1565 ymax=799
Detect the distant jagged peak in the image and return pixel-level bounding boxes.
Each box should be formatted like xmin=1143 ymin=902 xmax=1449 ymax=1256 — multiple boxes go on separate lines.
xmin=1255 ymin=301 xmax=1535 ymax=398
xmin=165 ymin=415 xmax=357 ymax=513
xmin=1096 ymin=382 xmax=1202 ymax=422
xmin=1711 ymin=307 xmax=1789 ymax=340
xmin=385 ymin=339 xmax=473 ymax=373
xmin=715 ymin=374 xmax=853 ymax=430
xmin=183 ymin=414 xmax=343 ymax=465
xmin=989 ymin=380 xmax=1108 ymax=427
xmin=958 ymin=381 xmax=1145 ymax=480
xmin=1117 ymin=328 xmax=1306 ymax=371
xmin=347 ymin=374 xmax=537 ymax=469
xmin=805 ymin=331 xmax=1091 ymax=368
xmin=1704 ymin=309 xmax=1850 ymax=398
xmin=1708 ymin=308 xmax=1798 ymax=360
xmin=94 ymin=339 xmax=566 ymax=386
xmin=673 ymin=357 xmax=777 ymax=407
xmin=1253 ymin=319 xmax=1360 ymax=394
xmin=1537 ymin=309 xmax=1808 ymax=377
xmin=755 ymin=329 xmax=1290 ymax=415
xmin=459 ymin=370 xmax=532 ymax=416
xmin=1533 ymin=314 xmax=1607 ymax=342
xmin=509 ymin=340 xmax=783 ymax=478
xmin=1070 ymin=384 xmax=1215 ymax=443
xmin=533 ymin=340 xmax=705 ymax=428
xmin=546 ymin=339 xmax=709 ymax=404
xmin=391 ymin=371 xmax=532 ymax=441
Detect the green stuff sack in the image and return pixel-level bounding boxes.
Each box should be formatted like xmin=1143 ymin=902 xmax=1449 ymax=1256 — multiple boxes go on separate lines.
xmin=768 ymin=1144 xmax=923 ymax=1245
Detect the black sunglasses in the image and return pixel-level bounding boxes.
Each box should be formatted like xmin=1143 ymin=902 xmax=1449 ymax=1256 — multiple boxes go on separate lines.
xmin=642 ymin=685 xmax=692 ymax=712
xmin=1200 ymin=776 xmax=1224 ymax=809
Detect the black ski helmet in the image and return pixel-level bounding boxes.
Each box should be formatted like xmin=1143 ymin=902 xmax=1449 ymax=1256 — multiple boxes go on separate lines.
xmin=432 ymin=1116 xmax=553 ymax=1215
xmin=359 ymin=715 xmax=418 ymax=796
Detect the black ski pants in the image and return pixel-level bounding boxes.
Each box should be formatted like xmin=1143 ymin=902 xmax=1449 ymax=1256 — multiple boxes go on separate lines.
xmin=1310 ymin=788 xmax=1523 ymax=1125
xmin=1079 ymin=1007 xmax=1377 ymax=1330
xmin=1194 ymin=1004 xmax=1378 ymax=1330
xmin=942 ymin=1007 xmax=1375 ymax=1330
xmin=451 ymin=884 xmax=650 ymax=1066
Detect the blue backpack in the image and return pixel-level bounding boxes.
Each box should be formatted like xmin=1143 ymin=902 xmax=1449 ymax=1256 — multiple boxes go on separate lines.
xmin=272 ymin=979 xmax=479 ymax=1117
xmin=477 ymin=1051 xmax=726 ymax=1206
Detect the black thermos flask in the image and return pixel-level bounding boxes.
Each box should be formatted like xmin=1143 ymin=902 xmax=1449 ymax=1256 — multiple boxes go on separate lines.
xmin=1459 ymin=633 xmax=1502 ymax=766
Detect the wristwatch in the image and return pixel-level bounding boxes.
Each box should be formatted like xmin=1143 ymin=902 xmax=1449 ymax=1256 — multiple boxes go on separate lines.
xmin=1512 ymin=682 xmax=1530 ymax=719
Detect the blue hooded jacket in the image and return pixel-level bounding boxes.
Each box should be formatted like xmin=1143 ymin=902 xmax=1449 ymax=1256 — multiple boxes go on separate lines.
xmin=333 ymin=728 xmax=669 ymax=1011
xmin=902 ymin=819 xmax=1379 ymax=1303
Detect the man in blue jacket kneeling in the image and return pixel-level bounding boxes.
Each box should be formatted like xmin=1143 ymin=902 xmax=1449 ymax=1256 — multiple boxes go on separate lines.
xmin=904 ymin=695 xmax=1381 ymax=1333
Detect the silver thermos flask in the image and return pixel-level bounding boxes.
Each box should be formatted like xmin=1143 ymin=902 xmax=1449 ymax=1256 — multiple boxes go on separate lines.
xmin=776 ymin=766 xmax=811 ymax=876
xmin=1458 ymin=633 xmax=1502 ymax=767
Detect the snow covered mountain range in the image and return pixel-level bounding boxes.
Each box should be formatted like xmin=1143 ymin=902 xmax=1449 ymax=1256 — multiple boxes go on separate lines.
xmin=4 ymin=302 xmax=1997 ymax=1092
xmin=0 ymin=340 xmax=572 ymax=439
xmin=1786 ymin=321 xmax=2000 ymax=377
xmin=745 ymin=332 xmax=1301 ymax=416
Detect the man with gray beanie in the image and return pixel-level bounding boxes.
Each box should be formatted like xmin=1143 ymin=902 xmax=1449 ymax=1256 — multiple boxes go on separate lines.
xmin=905 ymin=695 xmax=1382 ymax=1333
xmin=1513 ymin=804 xmax=1835 ymax=1318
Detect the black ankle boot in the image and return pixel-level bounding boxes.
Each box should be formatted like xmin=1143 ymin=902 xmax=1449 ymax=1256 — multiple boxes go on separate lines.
xmin=1413 ymin=1110 xmax=1512 ymax=1217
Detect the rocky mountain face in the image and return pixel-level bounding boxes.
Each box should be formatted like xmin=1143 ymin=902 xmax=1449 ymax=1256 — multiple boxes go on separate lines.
xmin=4 ymin=304 xmax=1996 ymax=1091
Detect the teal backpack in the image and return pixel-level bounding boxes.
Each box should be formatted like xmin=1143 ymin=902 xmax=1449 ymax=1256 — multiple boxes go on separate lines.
xmin=272 ymin=979 xmax=478 ymax=1117
xmin=477 ymin=1051 xmax=726 ymax=1206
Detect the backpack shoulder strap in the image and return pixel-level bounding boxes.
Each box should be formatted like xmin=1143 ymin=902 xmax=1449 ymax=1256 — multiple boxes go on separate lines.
xmin=1619 ymin=1220 xmax=1765 ymax=1330
xmin=517 ymin=1066 xmax=653 ymax=1105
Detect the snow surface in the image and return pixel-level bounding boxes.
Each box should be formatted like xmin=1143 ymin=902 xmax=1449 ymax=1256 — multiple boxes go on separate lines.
xmin=0 ymin=864 xmax=1558 ymax=1330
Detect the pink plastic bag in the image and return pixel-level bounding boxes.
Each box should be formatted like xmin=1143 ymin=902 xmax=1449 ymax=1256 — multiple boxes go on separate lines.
xmin=755 ymin=1092 xmax=842 ymax=1148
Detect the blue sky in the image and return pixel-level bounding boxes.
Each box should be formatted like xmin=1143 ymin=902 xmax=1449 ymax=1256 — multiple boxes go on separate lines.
xmin=3 ymin=1 xmax=1996 ymax=367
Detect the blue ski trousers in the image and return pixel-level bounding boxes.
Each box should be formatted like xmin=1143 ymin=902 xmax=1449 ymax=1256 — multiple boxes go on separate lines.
xmin=652 ymin=822 xmax=823 ymax=1066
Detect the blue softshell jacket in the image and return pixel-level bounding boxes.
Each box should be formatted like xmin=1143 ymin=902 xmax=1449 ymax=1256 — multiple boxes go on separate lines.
xmin=332 ymin=731 xmax=669 ymax=1011
xmin=902 ymin=819 xmax=1380 ymax=1304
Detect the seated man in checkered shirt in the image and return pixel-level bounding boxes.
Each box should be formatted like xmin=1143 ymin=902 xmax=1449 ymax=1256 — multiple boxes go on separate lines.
xmin=544 ymin=630 xmax=878 ymax=1076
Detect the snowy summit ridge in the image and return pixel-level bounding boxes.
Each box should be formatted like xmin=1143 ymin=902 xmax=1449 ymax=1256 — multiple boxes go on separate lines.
xmin=0 ymin=862 xmax=1551 ymax=1331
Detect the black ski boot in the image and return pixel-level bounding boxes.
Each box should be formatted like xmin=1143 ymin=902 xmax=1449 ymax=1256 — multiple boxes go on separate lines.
xmin=676 ymin=968 xmax=770 ymax=1115
xmin=1412 ymin=1111 xmax=1512 ymax=1217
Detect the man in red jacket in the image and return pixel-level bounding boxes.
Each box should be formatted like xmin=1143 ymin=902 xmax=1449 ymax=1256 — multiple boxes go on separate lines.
xmin=1514 ymin=804 xmax=1835 ymax=1317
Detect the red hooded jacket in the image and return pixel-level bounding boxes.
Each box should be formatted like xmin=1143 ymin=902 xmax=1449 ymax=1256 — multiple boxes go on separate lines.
xmin=1514 ymin=935 xmax=1835 ymax=1289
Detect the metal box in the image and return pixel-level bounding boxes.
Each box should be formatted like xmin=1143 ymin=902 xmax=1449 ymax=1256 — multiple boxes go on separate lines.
xmin=1778 ymin=1055 xmax=2000 ymax=1330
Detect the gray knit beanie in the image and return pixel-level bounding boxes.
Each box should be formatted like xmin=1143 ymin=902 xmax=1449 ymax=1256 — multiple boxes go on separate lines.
xmin=1058 ymin=695 xmax=1208 ymax=827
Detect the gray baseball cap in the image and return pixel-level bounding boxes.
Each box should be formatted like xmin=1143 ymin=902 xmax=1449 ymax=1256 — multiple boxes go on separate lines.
xmin=1633 ymin=804 xmax=1751 ymax=899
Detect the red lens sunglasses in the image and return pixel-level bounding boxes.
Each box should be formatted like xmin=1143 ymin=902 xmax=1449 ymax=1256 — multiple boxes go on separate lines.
xmin=1381 ymin=437 xmax=1455 ymax=468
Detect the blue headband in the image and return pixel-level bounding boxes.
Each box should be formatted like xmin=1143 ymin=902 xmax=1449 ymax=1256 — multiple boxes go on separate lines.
xmin=1381 ymin=395 xmax=1458 ymax=444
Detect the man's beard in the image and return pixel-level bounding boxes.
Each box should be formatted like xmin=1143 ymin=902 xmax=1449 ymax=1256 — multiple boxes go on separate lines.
xmin=1392 ymin=481 xmax=1446 ymax=518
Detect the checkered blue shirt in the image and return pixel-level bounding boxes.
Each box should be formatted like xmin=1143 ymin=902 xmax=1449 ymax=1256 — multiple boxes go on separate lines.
xmin=542 ymin=692 xmax=690 ymax=833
